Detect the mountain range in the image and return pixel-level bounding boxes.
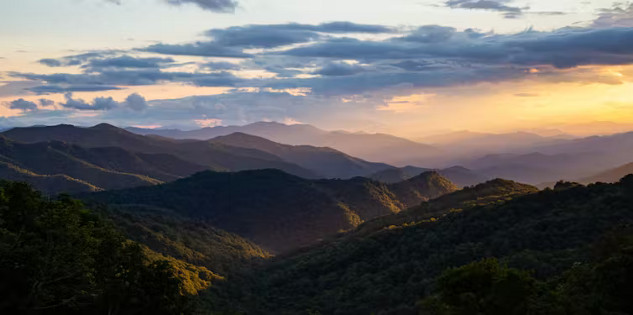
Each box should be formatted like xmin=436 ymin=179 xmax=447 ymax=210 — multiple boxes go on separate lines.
xmin=369 ymin=165 xmax=489 ymax=187
xmin=6 ymin=121 xmax=633 ymax=191
xmin=3 ymin=119 xmax=633 ymax=314
xmin=206 ymin=177 xmax=633 ymax=314
xmin=0 ymin=124 xmax=423 ymax=193
xmin=127 ymin=122 xmax=440 ymax=166
xmin=81 ymin=169 xmax=458 ymax=253
xmin=128 ymin=122 xmax=633 ymax=186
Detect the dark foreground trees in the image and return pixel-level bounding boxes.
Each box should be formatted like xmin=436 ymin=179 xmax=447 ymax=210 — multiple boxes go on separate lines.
xmin=0 ymin=181 xmax=188 ymax=314
xmin=420 ymin=229 xmax=633 ymax=315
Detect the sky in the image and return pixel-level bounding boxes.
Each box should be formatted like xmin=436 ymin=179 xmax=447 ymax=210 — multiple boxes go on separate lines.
xmin=1 ymin=0 xmax=633 ymax=138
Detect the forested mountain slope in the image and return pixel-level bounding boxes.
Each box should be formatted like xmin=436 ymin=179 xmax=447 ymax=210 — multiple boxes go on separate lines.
xmin=82 ymin=169 xmax=458 ymax=253
xmin=370 ymin=165 xmax=489 ymax=187
xmin=1 ymin=124 xmax=317 ymax=179
xmin=0 ymin=181 xmax=194 ymax=314
xmin=203 ymin=177 xmax=633 ymax=314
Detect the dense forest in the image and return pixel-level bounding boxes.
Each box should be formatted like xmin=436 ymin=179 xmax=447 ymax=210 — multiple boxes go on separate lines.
xmin=82 ymin=169 xmax=457 ymax=253
xmin=3 ymin=172 xmax=633 ymax=314
xmin=0 ymin=181 xmax=192 ymax=314
xmin=201 ymin=177 xmax=633 ymax=314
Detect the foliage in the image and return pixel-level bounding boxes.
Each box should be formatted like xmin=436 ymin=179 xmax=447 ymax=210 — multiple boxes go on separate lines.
xmin=203 ymin=176 xmax=633 ymax=314
xmin=419 ymin=258 xmax=537 ymax=315
xmin=0 ymin=181 xmax=189 ymax=314
xmin=421 ymin=228 xmax=633 ymax=315
xmin=83 ymin=169 xmax=457 ymax=253
xmin=355 ymin=178 xmax=537 ymax=236
xmin=104 ymin=204 xmax=271 ymax=275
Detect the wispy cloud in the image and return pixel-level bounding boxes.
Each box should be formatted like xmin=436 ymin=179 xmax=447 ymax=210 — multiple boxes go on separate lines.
xmin=445 ymin=0 xmax=524 ymax=18
xmin=592 ymin=2 xmax=633 ymax=28
xmin=106 ymin=0 xmax=238 ymax=13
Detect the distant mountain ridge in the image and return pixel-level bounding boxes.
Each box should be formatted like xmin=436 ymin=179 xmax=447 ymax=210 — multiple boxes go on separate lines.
xmin=82 ymin=169 xmax=458 ymax=253
xmin=369 ymin=165 xmax=489 ymax=187
xmin=127 ymin=122 xmax=440 ymax=166
xmin=1 ymin=124 xmax=398 ymax=183
xmin=0 ymin=136 xmax=175 ymax=194
xmin=577 ymin=162 xmax=633 ymax=184
xmin=208 ymin=132 xmax=392 ymax=178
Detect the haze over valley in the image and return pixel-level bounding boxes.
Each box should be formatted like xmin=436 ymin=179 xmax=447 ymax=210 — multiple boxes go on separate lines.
xmin=3 ymin=0 xmax=633 ymax=314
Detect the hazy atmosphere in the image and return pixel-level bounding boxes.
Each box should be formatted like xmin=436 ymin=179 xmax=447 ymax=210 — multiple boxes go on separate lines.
xmin=3 ymin=0 xmax=633 ymax=137
xmin=3 ymin=1 xmax=633 ymax=314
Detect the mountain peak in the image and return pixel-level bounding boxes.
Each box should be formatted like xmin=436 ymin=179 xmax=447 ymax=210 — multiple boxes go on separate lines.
xmin=90 ymin=123 xmax=123 ymax=131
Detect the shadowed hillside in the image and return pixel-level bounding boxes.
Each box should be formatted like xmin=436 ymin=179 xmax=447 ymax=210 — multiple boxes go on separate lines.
xmin=356 ymin=178 xmax=538 ymax=236
xmin=370 ymin=165 xmax=489 ymax=187
xmin=82 ymin=169 xmax=458 ymax=253
xmin=0 ymin=136 xmax=164 ymax=192
xmin=209 ymin=132 xmax=393 ymax=178
xmin=204 ymin=177 xmax=633 ymax=314
xmin=2 ymin=124 xmax=318 ymax=179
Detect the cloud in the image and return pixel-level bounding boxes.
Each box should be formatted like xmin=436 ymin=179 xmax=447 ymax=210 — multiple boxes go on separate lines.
xmin=61 ymin=93 xmax=119 ymax=111
xmin=592 ymin=3 xmax=633 ymax=28
xmin=143 ymin=42 xmax=251 ymax=57
xmin=514 ymin=93 xmax=539 ymax=97
xmin=445 ymin=0 xmax=524 ymax=18
xmin=38 ymin=58 xmax=63 ymax=67
xmin=86 ymin=55 xmax=175 ymax=69
xmin=313 ymin=62 xmax=365 ymax=76
xmin=38 ymin=52 xmax=113 ymax=67
xmin=29 ymin=85 xmax=122 ymax=94
xmin=194 ymin=117 xmax=223 ymax=127
xmin=142 ymin=22 xmax=395 ymax=58
xmin=106 ymin=0 xmax=237 ymax=13
xmin=124 ymin=93 xmax=148 ymax=111
xmin=8 ymin=99 xmax=38 ymax=111
xmin=18 ymin=22 xmax=633 ymax=102
xmin=60 ymin=92 xmax=149 ymax=111
xmin=281 ymin=27 xmax=633 ymax=69
xmin=165 ymin=0 xmax=237 ymax=13
xmin=262 ymin=65 xmax=525 ymax=95
xmin=202 ymin=61 xmax=242 ymax=70
xmin=15 ymin=69 xmax=243 ymax=90
xmin=39 ymin=53 xmax=175 ymax=71
xmin=204 ymin=22 xmax=394 ymax=48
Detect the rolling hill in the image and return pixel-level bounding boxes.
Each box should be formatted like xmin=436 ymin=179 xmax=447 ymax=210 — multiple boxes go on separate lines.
xmin=369 ymin=165 xmax=489 ymax=187
xmin=0 ymin=160 xmax=99 ymax=194
xmin=0 ymin=136 xmax=167 ymax=193
xmin=1 ymin=124 xmax=322 ymax=179
xmin=81 ymin=169 xmax=458 ymax=253
xmin=2 ymin=124 xmax=407 ymax=180
xmin=355 ymin=178 xmax=538 ymax=236
xmin=205 ymin=177 xmax=633 ymax=314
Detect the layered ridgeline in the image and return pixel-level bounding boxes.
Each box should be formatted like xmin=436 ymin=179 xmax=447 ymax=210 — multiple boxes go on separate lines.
xmin=82 ymin=169 xmax=458 ymax=253
xmin=369 ymin=165 xmax=489 ymax=187
xmin=203 ymin=177 xmax=633 ymax=314
xmin=127 ymin=121 xmax=440 ymax=166
xmin=207 ymin=132 xmax=392 ymax=179
xmin=0 ymin=135 xmax=202 ymax=194
xmin=0 ymin=125 xmax=403 ymax=193
xmin=578 ymin=161 xmax=633 ymax=184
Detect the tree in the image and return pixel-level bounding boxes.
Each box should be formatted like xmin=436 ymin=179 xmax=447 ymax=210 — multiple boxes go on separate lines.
xmin=419 ymin=258 xmax=537 ymax=315
xmin=0 ymin=181 xmax=189 ymax=314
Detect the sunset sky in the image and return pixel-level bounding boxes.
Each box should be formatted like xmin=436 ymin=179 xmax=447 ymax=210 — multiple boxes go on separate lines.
xmin=2 ymin=0 xmax=633 ymax=137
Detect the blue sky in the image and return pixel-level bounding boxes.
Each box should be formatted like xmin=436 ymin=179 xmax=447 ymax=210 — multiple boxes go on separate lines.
xmin=1 ymin=0 xmax=633 ymax=137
